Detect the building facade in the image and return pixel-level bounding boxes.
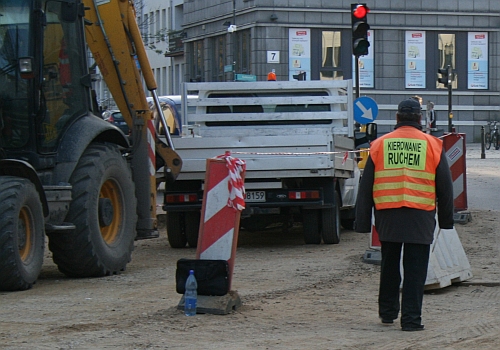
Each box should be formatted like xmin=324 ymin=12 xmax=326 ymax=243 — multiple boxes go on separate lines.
xmin=138 ymin=0 xmax=187 ymax=96
xmin=92 ymin=0 xmax=186 ymax=108
xmin=181 ymin=0 xmax=500 ymax=141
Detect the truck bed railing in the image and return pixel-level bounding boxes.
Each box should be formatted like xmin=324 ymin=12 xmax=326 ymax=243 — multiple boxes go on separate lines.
xmin=181 ymin=80 xmax=354 ymax=137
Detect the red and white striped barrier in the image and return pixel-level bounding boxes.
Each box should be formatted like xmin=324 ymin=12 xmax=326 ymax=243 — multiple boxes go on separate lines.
xmin=196 ymin=153 xmax=246 ymax=290
xmin=370 ymin=223 xmax=380 ymax=250
xmin=442 ymin=133 xmax=468 ymax=211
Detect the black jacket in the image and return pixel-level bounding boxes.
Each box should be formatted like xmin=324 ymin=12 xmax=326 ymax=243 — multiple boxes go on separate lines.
xmin=355 ymin=122 xmax=454 ymax=245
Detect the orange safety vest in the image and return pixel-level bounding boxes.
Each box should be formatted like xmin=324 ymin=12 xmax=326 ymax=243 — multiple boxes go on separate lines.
xmin=370 ymin=126 xmax=443 ymax=211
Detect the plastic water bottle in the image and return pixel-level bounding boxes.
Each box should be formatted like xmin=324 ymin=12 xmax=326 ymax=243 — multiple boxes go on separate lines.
xmin=184 ymin=270 xmax=197 ymax=316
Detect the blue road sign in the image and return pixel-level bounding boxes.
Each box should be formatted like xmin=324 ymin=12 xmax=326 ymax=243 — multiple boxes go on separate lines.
xmin=354 ymin=96 xmax=378 ymax=124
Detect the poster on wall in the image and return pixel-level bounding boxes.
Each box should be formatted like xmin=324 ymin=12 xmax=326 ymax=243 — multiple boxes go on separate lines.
xmin=352 ymin=30 xmax=374 ymax=88
xmin=468 ymin=32 xmax=488 ymax=89
xmin=405 ymin=31 xmax=426 ymax=88
xmin=289 ymin=28 xmax=311 ymax=81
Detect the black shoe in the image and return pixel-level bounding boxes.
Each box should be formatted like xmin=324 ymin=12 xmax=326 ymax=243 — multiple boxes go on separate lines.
xmin=401 ymin=324 xmax=425 ymax=331
xmin=380 ymin=316 xmax=395 ymax=324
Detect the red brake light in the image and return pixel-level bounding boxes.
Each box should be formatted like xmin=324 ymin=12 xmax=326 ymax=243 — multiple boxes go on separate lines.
xmin=289 ymin=191 xmax=320 ymax=200
xmin=166 ymin=194 xmax=198 ymax=203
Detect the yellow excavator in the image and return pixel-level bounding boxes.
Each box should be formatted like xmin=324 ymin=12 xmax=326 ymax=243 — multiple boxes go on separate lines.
xmin=0 ymin=0 xmax=181 ymax=291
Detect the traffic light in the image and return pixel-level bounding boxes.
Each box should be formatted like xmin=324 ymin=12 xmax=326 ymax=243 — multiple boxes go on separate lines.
xmin=438 ymin=65 xmax=452 ymax=88
xmin=293 ymin=72 xmax=306 ymax=81
xmin=351 ymin=3 xmax=370 ymax=56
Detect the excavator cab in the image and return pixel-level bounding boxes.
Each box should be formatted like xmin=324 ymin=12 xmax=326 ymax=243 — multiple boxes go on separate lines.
xmin=0 ymin=0 xmax=89 ymax=156
xmin=1 ymin=0 xmax=181 ymax=292
xmin=0 ymin=0 xmax=139 ymax=292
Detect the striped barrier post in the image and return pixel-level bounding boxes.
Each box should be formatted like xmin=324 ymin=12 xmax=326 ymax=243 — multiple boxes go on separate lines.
xmin=196 ymin=153 xmax=246 ymax=290
xmin=442 ymin=133 xmax=468 ymax=212
xmin=363 ymin=213 xmax=382 ymax=264
xmin=370 ymin=223 xmax=380 ymax=250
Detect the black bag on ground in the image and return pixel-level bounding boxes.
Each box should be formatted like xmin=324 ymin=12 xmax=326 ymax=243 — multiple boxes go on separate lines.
xmin=176 ymin=259 xmax=230 ymax=296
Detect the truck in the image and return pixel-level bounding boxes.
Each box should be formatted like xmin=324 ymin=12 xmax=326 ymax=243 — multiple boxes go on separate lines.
xmin=0 ymin=0 xmax=180 ymax=291
xmin=162 ymin=80 xmax=369 ymax=247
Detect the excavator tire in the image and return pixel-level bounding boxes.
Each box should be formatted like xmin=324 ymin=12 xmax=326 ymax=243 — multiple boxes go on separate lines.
xmin=49 ymin=143 xmax=137 ymax=277
xmin=0 ymin=176 xmax=44 ymax=291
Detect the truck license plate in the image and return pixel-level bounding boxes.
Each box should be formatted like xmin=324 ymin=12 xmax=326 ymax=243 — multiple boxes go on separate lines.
xmin=245 ymin=191 xmax=266 ymax=202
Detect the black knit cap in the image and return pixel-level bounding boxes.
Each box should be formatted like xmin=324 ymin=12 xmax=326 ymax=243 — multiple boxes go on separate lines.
xmin=398 ymin=98 xmax=422 ymax=114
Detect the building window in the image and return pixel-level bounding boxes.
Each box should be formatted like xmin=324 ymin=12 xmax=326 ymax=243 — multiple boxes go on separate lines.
xmin=142 ymin=14 xmax=148 ymax=44
xmin=189 ymin=40 xmax=204 ymax=82
xmin=437 ymin=33 xmax=457 ymax=89
xmin=320 ymin=31 xmax=343 ymax=80
xmin=236 ymin=30 xmax=251 ymax=74
xmin=211 ymin=35 xmax=226 ymax=81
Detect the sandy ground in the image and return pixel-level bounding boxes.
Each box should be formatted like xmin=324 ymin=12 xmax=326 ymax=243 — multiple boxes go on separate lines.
xmin=1 ymin=143 xmax=500 ymax=350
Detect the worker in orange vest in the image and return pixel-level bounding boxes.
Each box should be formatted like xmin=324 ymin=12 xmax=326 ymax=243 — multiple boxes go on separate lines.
xmin=355 ymin=98 xmax=454 ymax=332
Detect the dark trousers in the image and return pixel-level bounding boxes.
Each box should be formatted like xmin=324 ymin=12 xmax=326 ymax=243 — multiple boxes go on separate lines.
xmin=378 ymin=241 xmax=430 ymax=327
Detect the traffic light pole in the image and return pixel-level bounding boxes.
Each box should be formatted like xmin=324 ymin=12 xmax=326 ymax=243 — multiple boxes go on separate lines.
xmin=446 ymin=65 xmax=453 ymax=133
xmin=447 ymin=82 xmax=452 ymax=132
xmin=355 ymin=55 xmax=360 ymax=98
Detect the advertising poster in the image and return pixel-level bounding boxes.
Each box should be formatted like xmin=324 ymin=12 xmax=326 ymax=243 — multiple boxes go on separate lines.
xmin=352 ymin=30 xmax=374 ymax=88
xmin=468 ymin=32 xmax=488 ymax=89
xmin=405 ymin=31 xmax=426 ymax=88
xmin=289 ymin=28 xmax=311 ymax=81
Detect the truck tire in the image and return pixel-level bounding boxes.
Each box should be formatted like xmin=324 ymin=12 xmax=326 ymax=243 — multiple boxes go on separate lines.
xmin=166 ymin=212 xmax=187 ymax=248
xmin=185 ymin=211 xmax=200 ymax=248
xmin=49 ymin=143 xmax=137 ymax=277
xmin=321 ymin=192 xmax=341 ymax=244
xmin=341 ymin=218 xmax=355 ymax=230
xmin=303 ymin=209 xmax=321 ymax=244
xmin=0 ymin=176 xmax=44 ymax=291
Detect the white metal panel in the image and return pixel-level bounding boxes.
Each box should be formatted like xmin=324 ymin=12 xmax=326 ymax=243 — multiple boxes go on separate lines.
xmin=425 ymin=226 xmax=473 ymax=290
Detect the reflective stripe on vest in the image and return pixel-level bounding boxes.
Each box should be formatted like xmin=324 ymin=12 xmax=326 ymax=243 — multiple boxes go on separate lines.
xmin=371 ymin=127 xmax=442 ymax=211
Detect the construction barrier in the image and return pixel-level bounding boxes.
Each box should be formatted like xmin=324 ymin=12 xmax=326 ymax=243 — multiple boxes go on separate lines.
xmin=196 ymin=153 xmax=246 ymax=290
xmin=425 ymin=222 xmax=473 ymax=290
xmin=442 ymin=133 xmax=468 ymax=212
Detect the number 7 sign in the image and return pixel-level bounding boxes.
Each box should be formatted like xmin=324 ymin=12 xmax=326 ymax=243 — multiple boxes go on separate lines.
xmin=267 ymin=51 xmax=280 ymax=63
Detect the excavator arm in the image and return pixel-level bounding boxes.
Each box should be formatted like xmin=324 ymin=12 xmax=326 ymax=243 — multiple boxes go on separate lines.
xmin=82 ymin=0 xmax=182 ymax=236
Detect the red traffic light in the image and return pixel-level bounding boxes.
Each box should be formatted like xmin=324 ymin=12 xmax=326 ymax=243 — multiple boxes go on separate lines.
xmin=352 ymin=4 xmax=369 ymax=19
